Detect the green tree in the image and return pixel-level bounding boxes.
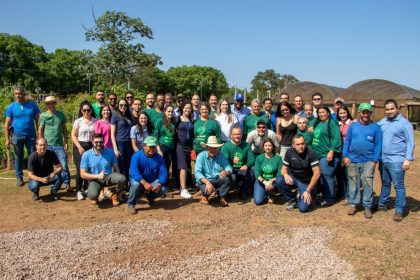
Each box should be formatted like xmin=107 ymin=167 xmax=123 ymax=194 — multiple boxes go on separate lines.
xmin=0 ymin=33 xmax=48 ymax=91
xmin=166 ymin=65 xmax=228 ymax=99
xmin=251 ymin=69 xmax=299 ymax=97
xmin=131 ymin=66 xmax=169 ymax=94
xmin=84 ymin=10 xmax=162 ymax=86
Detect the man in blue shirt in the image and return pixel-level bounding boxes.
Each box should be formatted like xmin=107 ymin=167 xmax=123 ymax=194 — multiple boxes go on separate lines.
xmin=195 ymin=136 xmax=234 ymax=207
xmin=80 ymin=133 xmax=127 ymax=207
xmin=230 ymin=93 xmax=250 ymax=130
xmin=377 ymin=99 xmax=415 ymax=222
xmin=4 ymin=87 xmax=40 ymax=186
xmin=128 ymin=136 xmax=168 ymax=214
xmin=343 ymin=103 xmax=382 ymax=219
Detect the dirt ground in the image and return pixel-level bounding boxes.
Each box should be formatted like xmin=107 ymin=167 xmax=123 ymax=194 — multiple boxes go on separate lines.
xmin=0 ymin=138 xmax=419 ymax=279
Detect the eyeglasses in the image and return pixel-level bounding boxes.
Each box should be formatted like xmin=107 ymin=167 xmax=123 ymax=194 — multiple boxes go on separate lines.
xmin=119 ymin=104 xmax=128 ymax=107
xmin=93 ymin=141 xmax=104 ymax=144
xmin=109 ymin=98 xmax=116 ymax=101
xmin=257 ymin=126 xmax=266 ymax=129
xmin=126 ymin=96 xmax=134 ymax=99
xmin=313 ymin=98 xmax=321 ymax=101
xmin=82 ymin=109 xmax=91 ymax=112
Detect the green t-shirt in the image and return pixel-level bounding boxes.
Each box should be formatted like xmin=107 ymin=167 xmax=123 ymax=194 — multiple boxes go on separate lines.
xmin=312 ymin=120 xmax=342 ymax=158
xmin=92 ymin=103 xmax=103 ymax=119
xmin=193 ymin=118 xmax=222 ymax=153
xmin=221 ymin=141 xmax=255 ymax=170
xmin=243 ymin=112 xmax=272 ymax=137
xmin=254 ymin=153 xmax=283 ymax=181
xmin=307 ymin=117 xmax=317 ymax=128
xmin=154 ymin=119 xmax=176 ymax=149
xmin=143 ymin=108 xmax=164 ymax=129
xmin=39 ymin=110 xmax=67 ymax=146
xmin=297 ymin=129 xmax=313 ymax=148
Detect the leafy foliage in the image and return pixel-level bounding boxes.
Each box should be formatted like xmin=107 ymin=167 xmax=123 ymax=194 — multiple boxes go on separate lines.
xmin=251 ymin=69 xmax=299 ymax=97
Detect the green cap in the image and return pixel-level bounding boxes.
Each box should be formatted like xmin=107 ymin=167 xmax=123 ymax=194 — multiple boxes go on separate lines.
xmin=143 ymin=136 xmax=157 ymax=147
xmin=358 ymin=103 xmax=372 ymax=112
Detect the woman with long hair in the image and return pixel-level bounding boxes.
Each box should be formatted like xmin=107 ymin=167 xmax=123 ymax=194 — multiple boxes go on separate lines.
xmin=110 ymin=99 xmax=133 ymax=183
xmin=275 ymin=101 xmax=299 ymax=159
xmin=193 ymin=102 xmax=222 ymax=156
xmin=71 ymin=100 xmax=96 ymax=200
xmin=213 ymin=98 xmax=238 ymax=142
xmin=253 ymin=138 xmax=283 ymax=205
xmin=337 ymin=105 xmax=354 ymax=204
xmin=130 ymin=112 xmax=153 ymax=152
xmin=312 ymin=104 xmax=342 ymax=206
xmin=154 ymin=105 xmax=176 ymax=176
xmin=94 ymin=105 xmax=113 ymax=149
xmin=175 ymin=102 xmax=194 ymax=199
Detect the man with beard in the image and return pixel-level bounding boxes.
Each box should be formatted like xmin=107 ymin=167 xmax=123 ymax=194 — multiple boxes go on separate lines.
xmin=130 ymin=98 xmax=142 ymax=126
xmin=191 ymin=94 xmax=201 ymax=121
xmin=92 ymin=90 xmax=106 ymax=118
xmin=143 ymin=93 xmax=164 ymax=129
xmin=243 ymin=99 xmax=272 ymax=137
xmin=263 ymin=98 xmax=277 ymax=133
xmin=125 ymin=91 xmax=135 ymax=110
xmin=246 ymin=120 xmax=279 ymax=155
xmin=108 ymin=93 xmax=118 ymax=113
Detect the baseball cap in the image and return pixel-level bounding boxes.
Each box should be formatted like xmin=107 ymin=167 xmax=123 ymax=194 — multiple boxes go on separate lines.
xmin=334 ymin=97 xmax=344 ymax=104
xmin=143 ymin=136 xmax=157 ymax=147
xmin=234 ymin=92 xmax=244 ymax=101
xmin=358 ymin=103 xmax=372 ymax=112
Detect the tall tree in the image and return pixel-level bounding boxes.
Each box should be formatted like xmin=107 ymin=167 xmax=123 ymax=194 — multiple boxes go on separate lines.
xmin=84 ymin=10 xmax=162 ymax=86
xmin=251 ymin=69 xmax=299 ymax=97
xmin=166 ymin=65 xmax=228 ymax=99
xmin=131 ymin=66 xmax=169 ymax=94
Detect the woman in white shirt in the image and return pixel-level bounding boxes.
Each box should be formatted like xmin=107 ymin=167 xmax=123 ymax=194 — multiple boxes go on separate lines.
xmin=213 ymin=99 xmax=238 ymax=142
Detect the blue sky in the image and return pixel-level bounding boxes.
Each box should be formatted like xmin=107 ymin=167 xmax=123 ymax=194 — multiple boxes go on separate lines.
xmin=1 ymin=0 xmax=420 ymax=90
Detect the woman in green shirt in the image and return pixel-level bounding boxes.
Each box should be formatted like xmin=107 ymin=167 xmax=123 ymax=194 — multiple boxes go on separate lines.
xmin=193 ymin=102 xmax=222 ymax=156
xmin=312 ymin=104 xmax=342 ymax=206
xmin=254 ymin=138 xmax=283 ymax=205
xmin=154 ymin=105 xmax=176 ymax=176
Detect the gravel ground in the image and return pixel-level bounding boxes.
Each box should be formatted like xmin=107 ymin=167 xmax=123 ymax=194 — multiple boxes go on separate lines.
xmin=0 ymin=219 xmax=355 ymax=279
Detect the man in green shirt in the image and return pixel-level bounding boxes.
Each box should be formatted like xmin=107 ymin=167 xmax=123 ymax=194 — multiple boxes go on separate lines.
xmin=243 ymin=99 xmax=272 ymax=137
xmin=221 ymin=126 xmax=255 ymax=200
xmin=38 ymin=96 xmax=71 ymax=191
xmin=143 ymin=93 xmax=164 ymax=129
xmin=92 ymin=90 xmax=106 ymax=119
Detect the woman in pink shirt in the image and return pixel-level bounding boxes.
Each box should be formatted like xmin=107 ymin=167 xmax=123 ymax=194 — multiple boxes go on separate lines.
xmin=94 ymin=105 xmax=113 ymax=148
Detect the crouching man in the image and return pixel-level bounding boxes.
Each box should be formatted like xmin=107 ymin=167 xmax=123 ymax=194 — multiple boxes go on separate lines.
xmin=277 ymin=135 xmax=320 ymax=212
xmin=80 ymin=133 xmax=126 ymax=206
xmin=195 ymin=136 xmax=234 ymax=207
xmin=28 ymin=137 xmax=63 ymax=201
xmin=128 ymin=136 xmax=168 ymax=214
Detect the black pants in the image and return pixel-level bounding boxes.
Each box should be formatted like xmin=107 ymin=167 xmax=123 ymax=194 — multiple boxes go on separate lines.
xmin=73 ymin=141 xmax=93 ymax=191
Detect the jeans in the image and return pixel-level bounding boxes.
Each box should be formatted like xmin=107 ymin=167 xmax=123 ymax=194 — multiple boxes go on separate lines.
xmin=198 ymin=175 xmax=235 ymax=198
xmin=12 ymin=134 xmax=35 ymax=179
xmin=161 ymin=144 xmax=177 ymax=184
xmin=318 ymin=154 xmax=340 ymax=203
xmin=128 ymin=179 xmax=167 ymax=206
xmin=116 ymin=140 xmax=133 ymax=184
xmin=48 ymin=146 xmax=70 ymax=185
xmin=253 ymin=179 xmax=282 ymax=206
xmin=87 ymin=172 xmax=127 ymax=200
xmin=348 ymin=162 xmax=375 ymax=209
xmin=233 ymin=167 xmax=255 ymax=194
xmin=276 ymin=175 xmax=312 ymax=212
xmin=379 ymin=162 xmax=406 ymax=213
xmin=28 ymin=174 xmax=63 ymax=194
xmin=335 ymin=164 xmax=349 ymax=199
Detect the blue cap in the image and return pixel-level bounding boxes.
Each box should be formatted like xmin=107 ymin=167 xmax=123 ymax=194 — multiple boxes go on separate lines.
xmin=234 ymin=92 xmax=244 ymax=100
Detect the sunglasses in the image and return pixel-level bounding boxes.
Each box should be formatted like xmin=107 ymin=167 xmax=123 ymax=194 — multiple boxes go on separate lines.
xmin=119 ymin=104 xmax=128 ymax=107
xmin=93 ymin=141 xmax=104 ymax=144
xmin=257 ymin=126 xmax=266 ymax=129
xmin=126 ymin=96 xmax=134 ymax=99
xmin=82 ymin=109 xmax=91 ymax=112
xmin=313 ymin=98 xmax=321 ymax=101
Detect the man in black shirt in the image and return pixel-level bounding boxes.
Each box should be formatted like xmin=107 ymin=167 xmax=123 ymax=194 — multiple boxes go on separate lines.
xmin=27 ymin=137 xmax=63 ymax=201
xmin=276 ymin=135 xmax=320 ymax=212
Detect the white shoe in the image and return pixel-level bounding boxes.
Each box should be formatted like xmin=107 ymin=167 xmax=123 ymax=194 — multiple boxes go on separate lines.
xmin=77 ymin=191 xmax=85 ymax=201
xmin=180 ymin=189 xmax=192 ymax=199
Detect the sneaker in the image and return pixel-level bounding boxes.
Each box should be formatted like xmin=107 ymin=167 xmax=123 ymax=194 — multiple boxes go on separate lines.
xmin=180 ymin=189 xmax=192 ymax=199
xmin=111 ymin=194 xmax=120 ymax=207
xmin=219 ymin=198 xmax=229 ymax=207
xmin=393 ymin=212 xmax=403 ymax=222
xmin=200 ymin=196 xmax=209 ymax=205
xmin=287 ymin=201 xmax=297 ymax=211
xmin=348 ymin=206 xmax=357 ymax=215
xmin=320 ymin=200 xmax=333 ymax=207
xmin=65 ymin=183 xmax=72 ymax=192
xmin=31 ymin=191 xmax=40 ymax=201
xmin=104 ymin=189 xmax=113 ymax=200
xmin=16 ymin=177 xmax=24 ymax=187
xmin=341 ymin=199 xmax=349 ymax=205
xmin=98 ymin=190 xmax=106 ymax=202
xmin=128 ymin=204 xmax=137 ymax=215
xmin=147 ymin=196 xmax=155 ymax=207
xmin=76 ymin=191 xmax=85 ymax=201
xmin=377 ymin=204 xmax=387 ymax=212
xmin=268 ymin=196 xmax=275 ymax=204
xmin=364 ymin=208 xmax=372 ymax=219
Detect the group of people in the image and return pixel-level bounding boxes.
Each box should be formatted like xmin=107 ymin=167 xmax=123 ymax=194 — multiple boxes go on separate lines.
xmin=4 ymin=87 xmax=415 ymax=221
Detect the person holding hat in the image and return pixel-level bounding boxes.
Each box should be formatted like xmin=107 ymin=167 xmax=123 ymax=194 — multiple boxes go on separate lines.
xmin=128 ymin=136 xmax=168 ymax=214
xmin=343 ymin=103 xmax=382 ymax=219
xmin=230 ymin=92 xmax=250 ymax=130
xmin=38 ymin=95 xmax=71 ymax=192
xmin=195 ymin=136 xmax=234 ymax=207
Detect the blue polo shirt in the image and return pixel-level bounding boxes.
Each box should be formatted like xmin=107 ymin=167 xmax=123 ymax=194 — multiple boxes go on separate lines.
xmin=5 ymin=101 xmax=40 ymax=137
xmin=80 ymin=148 xmax=117 ymax=175
xmin=195 ymin=150 xmax=233 ymax=182
xmin=130 ymin=149 xmax=168 ymax=185
xmin=378 ymin=114 xmax=415 ymax=163
xmin=231 ymin=104 xmax=250 ymax=130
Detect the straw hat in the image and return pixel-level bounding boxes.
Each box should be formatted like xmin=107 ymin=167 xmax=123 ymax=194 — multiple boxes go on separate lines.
xmin=45 ymin=96 xmax=57 ymax=103
xmin=200 ymin=136 xmax=224 ymax=148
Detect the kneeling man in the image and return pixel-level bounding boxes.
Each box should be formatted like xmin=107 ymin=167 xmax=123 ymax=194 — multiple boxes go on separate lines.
xmin=195 ymin=136 xmax=234 ymax=207
xmin=128 ymin=136 xmax=168 ymax=214
xmin=277 ymin=135 xmax=320 ymax=212
xmin=28 ymin=137 xmax=63 ymax=201
xmin=80 ymin=133 xmax=126 ymax=206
